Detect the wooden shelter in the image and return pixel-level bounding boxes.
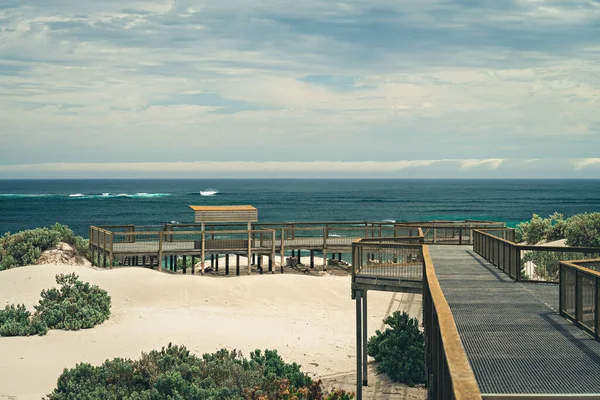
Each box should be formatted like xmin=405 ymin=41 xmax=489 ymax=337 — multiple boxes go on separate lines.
xmin=189 ymin=205 xmax=258 ymax=274
xmin=190 ymin=205 xmax=258 ymax=223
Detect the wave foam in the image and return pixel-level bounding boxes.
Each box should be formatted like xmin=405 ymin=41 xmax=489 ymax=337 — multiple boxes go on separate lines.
xmin=199 ymin=189 xmax=218 ymax=196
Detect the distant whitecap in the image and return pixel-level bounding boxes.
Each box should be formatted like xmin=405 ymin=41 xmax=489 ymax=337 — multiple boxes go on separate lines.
xmin=200 ymin=189 xmax=218 ymax=196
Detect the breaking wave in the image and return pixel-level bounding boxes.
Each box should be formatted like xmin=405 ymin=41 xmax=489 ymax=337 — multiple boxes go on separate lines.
xmin=68 ymin=193 xmax=171 ymax=199
xmin=199 ymin=189 xmax=218 ymax=196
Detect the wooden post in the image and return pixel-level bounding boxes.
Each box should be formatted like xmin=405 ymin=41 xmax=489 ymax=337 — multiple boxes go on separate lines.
xmin=158 ymin=232 xmax=163 ymax=271
xmin=225 ymin=254 xmax=230 ymax=275
xmin=297 ymin=249 xmax=301 ymax=265
xmin=280 ymin=228 xmax=285 ymax=273
xmin=362 ymin=290 xmax=368 ymax=386
xmin=310 ymin=250 xmax=315 ymax=268
xmin=247 ymin=222 xmax=252 ymax=275
xmin=191 ymin=255 xmax=196 ymax=275
xmin=258 ymin=254 xmax=263 ymax=274
xmin=201 ymin=222 xmax=206 ymax=275
xmin=271 ymin=230 xmax=276 ymax=274
xmin=183 ymin=255 xmax=187 ymax=275
xmin=211 ymin=254 xmax=215 ymax=268
xmin=215 ymin=254 xmax=219 ymax=272
xmin=356 ymin=290 xmax=363 ymax=400
xmin=323 ymin=249 xmax=327 ymax=271
xmin=236 ymin=254 xmax=240 ymax=276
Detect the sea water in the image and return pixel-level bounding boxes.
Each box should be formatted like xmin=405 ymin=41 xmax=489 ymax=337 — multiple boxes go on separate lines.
xmin=0 ymin=179 xmax=599 ymax=237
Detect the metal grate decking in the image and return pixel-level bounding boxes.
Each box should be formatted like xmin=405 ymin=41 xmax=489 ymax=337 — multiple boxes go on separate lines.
xmin=429 ymin=246 xmax=600 ymax=395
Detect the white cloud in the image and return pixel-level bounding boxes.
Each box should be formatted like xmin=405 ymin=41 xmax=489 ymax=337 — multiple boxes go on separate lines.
xmin=0 ymin=0 xmax=599 ymax=171
xmin=575 ymin=158 xmax=600 ymax=170
xmin=459 ymin=159 xmax=505 ymax=170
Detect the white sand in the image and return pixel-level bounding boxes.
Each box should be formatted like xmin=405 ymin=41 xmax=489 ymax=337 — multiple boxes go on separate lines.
xmin=0 ymin=264 xmax=423 ymax=399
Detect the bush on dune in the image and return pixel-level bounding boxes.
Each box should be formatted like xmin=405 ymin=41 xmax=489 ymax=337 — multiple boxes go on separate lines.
xmin=367 ymin=311 xmax=425 ymax=386
xmin=0 ymin=273 xmax=111 ymax=337
xmin=46 ymin=344 xmax=354 ymax=400
xmin=0 ymin=223 xmax=90 ymax=271
xmin=516 ymin=212 xmax=600 ymax=247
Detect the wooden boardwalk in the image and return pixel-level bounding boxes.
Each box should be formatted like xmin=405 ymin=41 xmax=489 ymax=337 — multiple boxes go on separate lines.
xmin=429 ymin=246 xmax=600 ymax=395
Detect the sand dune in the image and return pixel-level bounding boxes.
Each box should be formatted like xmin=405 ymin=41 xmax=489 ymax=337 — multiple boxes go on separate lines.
xmin=0 ymin=264 xmax=423 ymax=399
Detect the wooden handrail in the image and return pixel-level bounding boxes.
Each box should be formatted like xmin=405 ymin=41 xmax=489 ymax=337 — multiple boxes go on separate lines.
xmin=424 ymin=245 xmax=482 ymax=399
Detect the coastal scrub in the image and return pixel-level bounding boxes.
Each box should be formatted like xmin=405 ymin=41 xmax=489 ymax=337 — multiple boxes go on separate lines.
xmin=46 ymin=344 xmax=353 ymax=399
xmin=0 ymin=223 xmax=89 ymax=270
xmin=0 ymin=273 xmax=111 ymax=337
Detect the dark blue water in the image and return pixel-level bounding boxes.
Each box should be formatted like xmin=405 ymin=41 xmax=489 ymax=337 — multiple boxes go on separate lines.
xmin=1 ymin=179 xmax=599 ymax=237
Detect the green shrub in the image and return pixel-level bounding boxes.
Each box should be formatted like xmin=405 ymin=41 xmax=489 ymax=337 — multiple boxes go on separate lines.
xmin=367 ymin=311 xmax=425 ymax=386
xmin=0 ymin=304 xmax=48 ymax=336
xmin=46 ymin=344 xmax=353 ymax=400
xmin=35 ymin=273 xmax=111 ymax=330
xmin=564 ymin=213 xmax=600 ymax=248
xmin=0 ymin=224 xmax=90 ymax=271
xmin=0 ymin=273 xmax=110 ymax=337
xmin=0 ymin=228 xmax=61 ymax=270
xmin=521 ymin=251 xmax=586 ymax=281
xmin=515 ymin=214 xmax=550 ymax=244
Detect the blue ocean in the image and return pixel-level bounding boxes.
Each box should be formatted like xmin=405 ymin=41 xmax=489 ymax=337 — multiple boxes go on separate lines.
xmin=0 ymin=179 xmax=599 ymax=237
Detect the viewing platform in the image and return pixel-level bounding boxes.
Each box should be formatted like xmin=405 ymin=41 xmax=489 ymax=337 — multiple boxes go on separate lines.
xmin=87 ymin=206 xmax=600 ymax=399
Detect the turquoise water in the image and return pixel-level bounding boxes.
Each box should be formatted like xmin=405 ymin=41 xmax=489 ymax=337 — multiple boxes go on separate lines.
xmin=1 ymin=179 xmax=599 ymax=237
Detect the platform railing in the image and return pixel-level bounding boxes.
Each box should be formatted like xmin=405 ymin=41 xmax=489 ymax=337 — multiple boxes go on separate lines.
xmin=560 ymin=259 xmax=600 ymax=342
xmin=473 ymin=230 xmax=600 ymax=283
xmin=395 ymin=222 xmax=506 ymax=245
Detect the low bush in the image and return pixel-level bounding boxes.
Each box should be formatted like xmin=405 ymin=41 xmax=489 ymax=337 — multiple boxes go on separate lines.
xmin=36 ymin=273 xmax=111 ymax=330
xmin=0 ymin=273 xmax=111 ymax=337
xmin=564 ymin=213 xmax=600 ymax=248
xmin=0 ymin=304 xmax=48 ymax=337
xmin=46 ymin=344 xmax=353 ymax=399
xmin=0 ymin=224 xmax=90 ymax=271
xmin=367 ymin=311 xmax=425 ymax=386
xmin=515 ymin=212 xmax=600 ymax=247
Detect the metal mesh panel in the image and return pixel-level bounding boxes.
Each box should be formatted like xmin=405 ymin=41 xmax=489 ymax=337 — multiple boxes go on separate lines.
xmin=561 ymin=266 xmax=576 ymax=319
xmin=355 ymin=244 xmax=423 ymax=281
xmin=577 ymin=272 xmax=596 ymax=331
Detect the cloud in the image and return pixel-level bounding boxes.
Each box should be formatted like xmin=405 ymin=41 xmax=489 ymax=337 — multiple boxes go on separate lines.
xmin=0 ymin=1 xmax=599 ymax=171
xmin=575 ymin=158 xmax=600 ymax=170
xmin=459 ymin=159 xmax=505 ymax=170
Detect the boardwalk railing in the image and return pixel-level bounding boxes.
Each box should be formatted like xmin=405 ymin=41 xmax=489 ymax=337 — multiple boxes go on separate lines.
xmin=395 ymin=221 xmax=506 ymax=245
xmin=423 ymin=246 xmax=482 ymax=399
xmin=473 ymin=229 xmax=600 ymax=283
xmin=560 ymin=259 xmax=600 ymax=341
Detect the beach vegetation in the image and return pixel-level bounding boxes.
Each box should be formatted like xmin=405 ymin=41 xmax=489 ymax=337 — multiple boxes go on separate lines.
xmin=367 ymin=311 xmax=425 ymax=386
xmin=516 ymin=212 xmax=600 ymax=247
xmin=0 ymin=224 xmax=89 ymax=270
xmin=0 ymin=273 xmax=110 ymax=337
xmin=46 ymin=344 xmax=353 ymax=399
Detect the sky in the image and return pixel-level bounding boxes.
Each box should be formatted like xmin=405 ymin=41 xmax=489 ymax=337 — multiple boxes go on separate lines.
xmin=1 ymin=0 xmax=599 ymax=179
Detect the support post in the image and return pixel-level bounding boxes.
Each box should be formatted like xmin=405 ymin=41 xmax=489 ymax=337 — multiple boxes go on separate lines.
xmin=225 ymin=254 xmax=230 ymax=275
xmin=271 ymin=230 xmax=276 ymax=274
xmin=280 ymin=228 xmax=285 ymax=272
xmin=362 ymin=290 xmax=368 ymax=386
xmin=247 ymin=222 xmax=252 ymax=275
xmin=323 ymin=250 xmax=327 ymax=271
xmin=298 ymin=249 xmax=301 ymax=265
xmin=183 ymin=255 xmax=187 ymax=275
xmin=191 ymin=255 xmax=196 ymax=275
xmin=201 ymin=223 xmax=206 ymax=275
xmin=215 ymin=254 xmax=219 ymax=272
xmin=310 ymin=250 xmax=315 ymax=268
xmin=236 ymin=254 xmax=240 ymax=276
xmin=356 ymin=290 xmax=363 ymax=400
xmin=158 ymin=232 xmax=163 ymax=271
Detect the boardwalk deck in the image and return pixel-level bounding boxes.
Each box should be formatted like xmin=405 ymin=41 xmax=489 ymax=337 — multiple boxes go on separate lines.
xmin=429 ymin=246 xmax=600 ymax=395
xmin=111 ymin=237 xmax=360 ymax=255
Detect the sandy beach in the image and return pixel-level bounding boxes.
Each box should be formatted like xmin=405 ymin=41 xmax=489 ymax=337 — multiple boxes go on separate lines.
xmin=0 ymin=264 xmax=424 ymax=399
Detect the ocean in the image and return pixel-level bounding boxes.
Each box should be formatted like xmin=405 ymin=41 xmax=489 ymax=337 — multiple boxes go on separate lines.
xmin=1 ymin=179 xmax=599 ymax=237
